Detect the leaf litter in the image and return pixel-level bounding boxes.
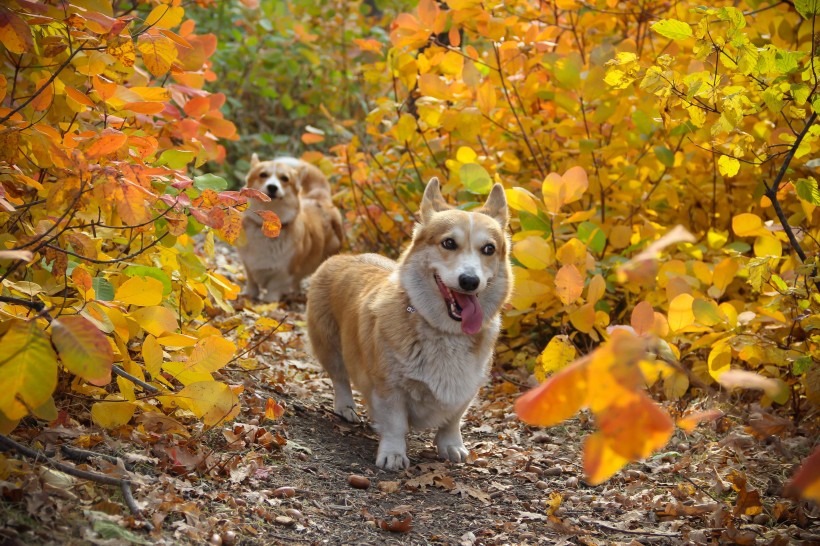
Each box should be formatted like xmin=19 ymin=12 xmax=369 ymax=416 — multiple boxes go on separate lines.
xmin=0 ymin=241 xmax=817 ymax=545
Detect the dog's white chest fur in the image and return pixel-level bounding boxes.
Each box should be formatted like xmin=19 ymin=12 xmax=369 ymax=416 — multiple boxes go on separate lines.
xmin=393 ymin=318 xmax=497 ymax=430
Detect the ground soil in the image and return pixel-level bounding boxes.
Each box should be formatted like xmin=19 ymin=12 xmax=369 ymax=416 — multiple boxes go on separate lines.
xmin=1 ymin=247 xmax=817 ymax=546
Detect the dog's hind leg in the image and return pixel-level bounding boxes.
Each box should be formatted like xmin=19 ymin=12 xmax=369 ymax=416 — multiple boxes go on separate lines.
xmin=307 ymin=301 xmax=360 ymax=423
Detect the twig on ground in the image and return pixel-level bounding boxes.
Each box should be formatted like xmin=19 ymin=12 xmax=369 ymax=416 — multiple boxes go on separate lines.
xmin=60 ymin=444 xmax=136 ymax=472
xmin=579 ymin=517 xmax=680 ymax=538
xmin=0 ymin=434 xmax=153 ymax=530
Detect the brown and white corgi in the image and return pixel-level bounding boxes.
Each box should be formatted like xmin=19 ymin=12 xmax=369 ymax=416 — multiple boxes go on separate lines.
xmin=238 ymin=155 xmax=343 ymax=302
xmin=306 ymin=178 xmax=512 ymax=470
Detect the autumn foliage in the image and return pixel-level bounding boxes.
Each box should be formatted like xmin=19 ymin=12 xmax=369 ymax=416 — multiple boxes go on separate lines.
xmin=0 ymin=0 xmax=277 ymax=434
xmin=305 ymin=0 xmax=819 ymax=489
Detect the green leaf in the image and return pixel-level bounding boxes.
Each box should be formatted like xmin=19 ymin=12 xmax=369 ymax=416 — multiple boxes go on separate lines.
xmin=157 ymin=149 xmax=194 ymax=170
xmin=459 ymin=163 xmax=493 ymax=194
xmin=651 ymin=19 xmax=693 ymax=41
xmin=193 ymin=173 xmax=228 ymax=191
xmin=92 ymin=517 xmax=152 ymax=545
xmin=0 ymin=320 xmax=58 ymax=420
xmin=795 ymin=178 xmax=820 ymax=205
xmin=792 ymin=356 xmax=812 ymax=375
xmin=771 ymin=274 xmax=789 ymax=292
xmin=51 ymin=316 xmax=114 ymax=387
xmin=577 ymin=221 xmax=606 ymax=254
xmin=654 ymin=145 xmax=675 ymax=167
xmin=795 ymin=0 xmax=820 ymax=19
xmin=92 ymin=277 xmax=114 ymax=301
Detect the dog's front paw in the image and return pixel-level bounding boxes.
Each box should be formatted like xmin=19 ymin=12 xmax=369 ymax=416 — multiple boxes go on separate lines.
xmin=437 ymin=442 xmax=469 ymax=463
xmin=376 ymin=450 xmax=410 ymax=471
xmin=336 ymin=405 xmax=361 ymax=423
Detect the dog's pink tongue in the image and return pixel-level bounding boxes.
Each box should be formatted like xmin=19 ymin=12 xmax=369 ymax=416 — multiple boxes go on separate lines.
xmin=453 ymin=292 xmax=482 ymax=335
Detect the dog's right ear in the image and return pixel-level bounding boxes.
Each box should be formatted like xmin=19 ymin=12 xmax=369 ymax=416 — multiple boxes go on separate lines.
xmin=420 ymin=177 xmax=450 ymax=223
xmin=250 ymin=153 xmax=260 ymax=168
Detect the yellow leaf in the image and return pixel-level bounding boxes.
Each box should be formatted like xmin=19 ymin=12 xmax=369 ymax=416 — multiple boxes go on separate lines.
xmin=116 ymin=276 xmax=164 ymax=306
xmin=732 ymin=213 xmax=768 ymax=237
xmin=555 ymin=264 xmax=584 ymax=305
xmin=718 ymin=155 xmax=740 ymax=177
xmin=586 ymin=274 xmax=606 ymax=305
xmin=186 ymin=335 xmax=236 ymax=373
xmin=456 ymin=146 xmax=477 ymax=163
xmin=542 ymin=167 xmax=589 ymax=214
xmin=142 ymin=334 xmax=163 ymax=377
xmin=0 ymin=320 xmax=58 ymax=420
xmin=0 ymin=7 xmax=33 ymax=55
xmin=707 ymin=339 xmax=732 ymax=381
xmin=512 ymin=236 xmax=553 ymax=270
xmin=667 ymin=293 xmax=695 ymax=332
xmin=175 ymin=381 xmax=240 ymax=426
xmin=569 ymin=303 xmax=596 ymax=333
xmin=535 ymin=335 xmax=577 ymax=382
xmin=91 ymin=400 xmax=136 ymax=429
xmin=692 ymin=298 xmax=723 ymax=326
xmin=754 ymin=235 xmax=782 ymax=258
xmin=131 ymin=306 xmax=177 ymax=336
xmin=505 ymin=187 xmax=539 ymax=215
xmin=137 ymin=34 xmax=178 ymax=77
xmin=712 ymin=257 xmax=739 ymax=295
xmin=144 ymin=4 xmax=185 ymax=29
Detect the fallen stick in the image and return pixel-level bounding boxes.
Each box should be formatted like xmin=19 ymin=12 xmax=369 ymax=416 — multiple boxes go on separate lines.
xmin=0 ymin=434 xmax=153 ymax=531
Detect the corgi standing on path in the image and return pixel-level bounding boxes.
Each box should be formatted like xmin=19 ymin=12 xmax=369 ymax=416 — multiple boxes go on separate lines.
xmin=238 ymin=155 xmax=343 ymax=302
xmin=306 ymin=178 xmax=512 ymax=470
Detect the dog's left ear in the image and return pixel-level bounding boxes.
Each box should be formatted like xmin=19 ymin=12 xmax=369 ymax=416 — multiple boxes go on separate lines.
xmin=420 ymin=177 xmax=451 ymax=223
xmin=480 ymin=183 xmax=508 ymax=227
xmin=250 ymin=153 xmax=260 ymax=167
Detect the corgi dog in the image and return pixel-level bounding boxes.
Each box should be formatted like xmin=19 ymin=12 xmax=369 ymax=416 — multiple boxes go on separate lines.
xmin=238 ymin=155 xmax=343 ymax=302
xmin=306 ymin=178 xmax=511 ymax=470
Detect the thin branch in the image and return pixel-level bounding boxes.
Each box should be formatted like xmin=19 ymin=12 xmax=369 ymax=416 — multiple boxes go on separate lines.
xmin=113 ymin=366 xmax=159 ymax=394
xmin=764 ymin=111 xmax=817 ymax=265
xmin=43 ymin=232 xmax=169 ymax=264
xmin=0 ymin=434 xmax=151 ymax=529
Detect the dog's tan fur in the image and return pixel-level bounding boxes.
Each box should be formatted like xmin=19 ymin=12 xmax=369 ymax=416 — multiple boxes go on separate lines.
xmin=307 ymin=179 xmax=512 ymax=470
xmin=238 ymin=155 xmax=343 ymax=301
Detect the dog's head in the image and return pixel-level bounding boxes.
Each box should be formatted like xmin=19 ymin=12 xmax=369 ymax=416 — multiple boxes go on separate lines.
xmin=404 ymin=178 xmax=510 ymax=335
xmin=244 ymin=154 xmax=304 ymax=223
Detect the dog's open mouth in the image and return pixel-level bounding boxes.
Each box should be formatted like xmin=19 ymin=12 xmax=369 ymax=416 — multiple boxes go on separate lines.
xmin=434 ymin=275 xmax=483 ymax=335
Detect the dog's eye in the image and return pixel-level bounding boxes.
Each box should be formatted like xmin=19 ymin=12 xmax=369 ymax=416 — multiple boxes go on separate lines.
xmin=441 ymin=238 xmax=457 ymax=250
xmin=279 ymin=175 xmax=289 ymax=183
xmin=258 ymin=172 xmax=269 ymax=179
xmin=481 ymin=243 xmax=496 ymax=256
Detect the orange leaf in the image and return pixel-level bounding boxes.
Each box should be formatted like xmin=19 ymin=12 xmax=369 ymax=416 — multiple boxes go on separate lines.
xmin=583 ymin=432 xmax=630 ymax=485
xmin=86 ymin=128 xmax=127 ymax=159
xmin=785 ymin=447 xmax=820 ymax=502
xmin=677 ymin=409 xmax=723 ymax=433
xmin=554 ymin=264 xmax=584 ymax=305
xmin=254 ymin=210 xmax=282 ymax=238
xmin=515 ymin=357 xmax=589 ymax=426
xmin=265 ymin=398 xmax=285 ymax=421
xmin=596 ymin=392 xmax=674 ymax=460
xmin=631 ymin=301 xmax=654 ymax=335
xmin=301 ymin=132 xmax=325 ymax=144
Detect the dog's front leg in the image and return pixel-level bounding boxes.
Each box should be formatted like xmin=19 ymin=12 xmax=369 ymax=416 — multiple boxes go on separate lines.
xmin=370 ymin=392 xmax=410 ymax=471
xmin=434 ymin=404 xmax=470 ymax=463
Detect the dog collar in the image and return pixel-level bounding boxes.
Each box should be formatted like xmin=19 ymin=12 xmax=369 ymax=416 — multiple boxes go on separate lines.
xmin=406 ymin=305 xmax=416 ymax=313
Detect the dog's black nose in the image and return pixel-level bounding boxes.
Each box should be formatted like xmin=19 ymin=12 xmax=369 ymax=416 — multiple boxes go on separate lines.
xmin=458 ymin=273 xmax=480 ymax=292
xmin=266 ymin=185 xmax=278 ymax=198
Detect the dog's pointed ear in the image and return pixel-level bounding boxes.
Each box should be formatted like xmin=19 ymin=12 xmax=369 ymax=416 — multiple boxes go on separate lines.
xmin=250 ymin=153 xmax=260 ymax=167
xmin=420 ymin=177 xmax=450 ymax=223
xmin=480 ymin=183 xmax=508 ymax=227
